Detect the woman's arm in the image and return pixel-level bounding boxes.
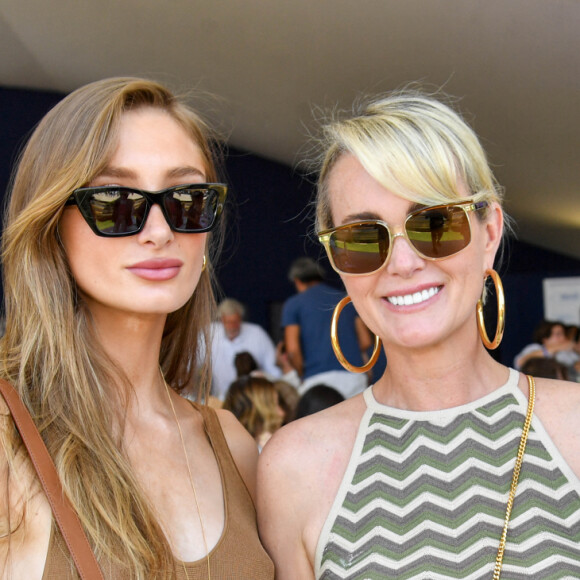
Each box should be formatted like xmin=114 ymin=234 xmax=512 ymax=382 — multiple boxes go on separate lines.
xmin=284 ymin=325 xmax=304 ymax=378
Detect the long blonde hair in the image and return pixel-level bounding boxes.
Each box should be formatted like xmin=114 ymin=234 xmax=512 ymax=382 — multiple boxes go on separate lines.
xmin=0 ymin=77 xmax=224 ymax=577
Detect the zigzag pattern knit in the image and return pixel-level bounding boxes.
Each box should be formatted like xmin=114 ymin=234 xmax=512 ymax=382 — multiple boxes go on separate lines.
xmin=316 ymin=369 xmax=580 ymax=579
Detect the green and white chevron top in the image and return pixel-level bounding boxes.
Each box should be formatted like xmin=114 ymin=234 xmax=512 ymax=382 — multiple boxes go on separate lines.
xmin=316 ymin=368 xmax=580 ymax=579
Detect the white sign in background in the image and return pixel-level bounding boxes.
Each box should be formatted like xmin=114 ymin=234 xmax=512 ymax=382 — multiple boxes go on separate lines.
xmin=543 ymin=277 xmax=580 ymax=325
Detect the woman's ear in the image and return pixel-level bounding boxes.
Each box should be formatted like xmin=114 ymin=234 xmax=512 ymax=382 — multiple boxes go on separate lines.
xmin=483 ymin=202 xmax=504 ymax=270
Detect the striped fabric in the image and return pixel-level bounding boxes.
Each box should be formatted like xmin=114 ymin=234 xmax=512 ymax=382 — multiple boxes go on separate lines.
xmin=316 ymin=369 xmax=580 ymax=579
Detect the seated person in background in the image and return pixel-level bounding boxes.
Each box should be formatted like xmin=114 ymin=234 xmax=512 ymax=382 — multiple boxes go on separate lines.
xmin=274 ymin=379 xmax=300 ymax=424
xmin=282 ymin=257 xmax=374 ymax=398
xmin=235 ymin=351 xmax=259 ymax=377
xmin=295 ymin=385 xmax=345 ymax=419
xmin=223 ymin=376 xmax=285 ymax=450
xmin=210 ymin=298 xmax=281 ymax=399
xmin=567 ymin=325 xmax=579 ymax=343
xmin=234 ymin=351 xmax=300 ymax=423
xmin=521 ymin=357 xmax=570 ymax=381
xmin=514 ymin=319 xmax=579 ymax=380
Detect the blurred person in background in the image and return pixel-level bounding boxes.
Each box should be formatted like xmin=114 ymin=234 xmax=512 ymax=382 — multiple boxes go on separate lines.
xmin=295 ymin=385 xmax=345 ymax=419
xmin=210 ymin=298 xmax=281 ymax=399
xmin=282 ymin=257 xmax=373 ymax=398
xmin=514 ymin=319 xmax=579 ymax=380
xmin=223 ymin=376 xmax=285 ymax=451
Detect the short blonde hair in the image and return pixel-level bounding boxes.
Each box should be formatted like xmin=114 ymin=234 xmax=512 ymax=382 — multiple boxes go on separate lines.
xmin=315 ymin=90 xmax=503 ymax=231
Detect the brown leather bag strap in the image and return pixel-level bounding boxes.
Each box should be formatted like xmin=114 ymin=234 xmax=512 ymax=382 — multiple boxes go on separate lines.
xmin=0 ymin=379 xmax=104 ymax=580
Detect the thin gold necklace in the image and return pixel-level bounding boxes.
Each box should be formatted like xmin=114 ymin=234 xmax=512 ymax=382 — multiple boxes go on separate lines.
xmin=492 ymin=374 xmax=535 ymax=579
xmin=162 ymin=372 xmax=211 ymax=580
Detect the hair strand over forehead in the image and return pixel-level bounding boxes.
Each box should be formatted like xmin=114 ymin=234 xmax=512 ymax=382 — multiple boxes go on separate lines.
xmin=314 ymin=88 xmax=504 ymax=232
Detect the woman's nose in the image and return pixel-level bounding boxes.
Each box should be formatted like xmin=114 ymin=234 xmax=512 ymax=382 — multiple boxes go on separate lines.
xmin=386 ymin=231 xmax=425 ymax=277
xmin=138 ymin=204 xmax=174 ymax=245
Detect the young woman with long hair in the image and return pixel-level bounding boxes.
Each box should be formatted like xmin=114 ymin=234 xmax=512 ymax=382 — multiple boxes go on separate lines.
xmin=0 ymin=77 xmax=273 ymax=579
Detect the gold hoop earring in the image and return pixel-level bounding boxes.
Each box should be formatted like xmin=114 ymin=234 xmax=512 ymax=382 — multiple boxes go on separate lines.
xmin=201 ymin=255 xmax=207 ymax=272
xmin=476 ymin=269 xmax=505 ymax=350
xmin=331 ymin=296 xmax=382 ymax=373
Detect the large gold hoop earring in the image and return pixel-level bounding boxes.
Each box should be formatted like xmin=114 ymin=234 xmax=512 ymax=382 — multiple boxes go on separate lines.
xmin=331 ymin=296 xmax=382 ymax=373
xmin=201 ymin=255 xmax=207 ymax=272
xmin=476 ymin=269 xmax=505 ymax=350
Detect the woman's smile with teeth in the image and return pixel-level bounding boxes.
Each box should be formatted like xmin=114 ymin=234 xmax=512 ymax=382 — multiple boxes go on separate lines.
xmin=387 ymin=286 xmax=440 ymax=306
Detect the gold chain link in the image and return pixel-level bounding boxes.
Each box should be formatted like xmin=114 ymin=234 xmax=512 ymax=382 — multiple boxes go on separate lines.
xmin=492 ymin=374 xmax=535 ymax=580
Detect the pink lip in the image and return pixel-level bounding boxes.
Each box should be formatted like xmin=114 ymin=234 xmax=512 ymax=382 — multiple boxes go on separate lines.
xmin=127 ymin=258 xmax=183 ymax=281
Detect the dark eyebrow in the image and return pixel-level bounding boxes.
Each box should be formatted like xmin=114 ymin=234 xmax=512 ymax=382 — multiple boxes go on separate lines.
xmin=166 ymin=166 xmax=206 ymax=180
xmin=94 ymin=165 xmax=206 ymax=181
xmin=95 ymin=167 xmax=136 ymax=180
xmin=341 ymin=211 xmax=381 ymax=224
xmin=408 ymin=202 xmax=426 ymax=213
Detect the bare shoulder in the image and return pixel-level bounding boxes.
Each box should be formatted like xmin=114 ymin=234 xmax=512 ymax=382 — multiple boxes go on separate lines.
xmin=531 ymin=376 xmax=580 ymax=423
xmin=257 ymin=395 xmax=366 ymax=575
xmin=0 ymin=409 xmax=48 ymax=513
xmin=213 ymin=407 xmax=259 ymax=461
xmin=265 ymin=393 xmax=366 ymax=458
xmin=213 ymin=407 xmax=259 ymax=499
xmin=528 ymin=376 xmax=580 ymax=477
xmin=259 ymin=394 xmax=365 ymax=495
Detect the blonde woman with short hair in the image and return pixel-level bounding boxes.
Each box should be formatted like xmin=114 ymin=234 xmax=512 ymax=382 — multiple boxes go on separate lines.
xmin=258 ymin=91 xmax=580 ymax=579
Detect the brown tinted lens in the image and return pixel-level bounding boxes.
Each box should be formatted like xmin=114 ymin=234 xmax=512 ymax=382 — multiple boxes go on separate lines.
xmin=328 ymin=223 xmax=390 ymax=274
xmin=405 ymin=205 xmax=471 ymax=259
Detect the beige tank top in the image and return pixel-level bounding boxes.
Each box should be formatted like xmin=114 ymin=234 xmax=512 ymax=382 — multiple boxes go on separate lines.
xmin=42 ymin=403 xmax=274 ymax=579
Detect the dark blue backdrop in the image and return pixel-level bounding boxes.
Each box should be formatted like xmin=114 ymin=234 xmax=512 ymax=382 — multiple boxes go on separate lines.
xmin=1 ymin=85 xmax=579 ymax=367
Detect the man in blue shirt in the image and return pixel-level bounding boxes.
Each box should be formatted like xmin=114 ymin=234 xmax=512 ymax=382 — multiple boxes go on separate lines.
xmin=281 ymin=258 xmax=372 ymax=398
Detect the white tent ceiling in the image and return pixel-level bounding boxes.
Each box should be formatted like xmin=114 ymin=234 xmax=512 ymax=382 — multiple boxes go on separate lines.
xmin=1 ymin=0 xmax=579 ymax=258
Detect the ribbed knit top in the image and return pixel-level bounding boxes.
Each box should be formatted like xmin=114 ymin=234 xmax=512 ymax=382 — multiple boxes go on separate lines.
xmin=316 ymin=368 xmax=580 ymax=579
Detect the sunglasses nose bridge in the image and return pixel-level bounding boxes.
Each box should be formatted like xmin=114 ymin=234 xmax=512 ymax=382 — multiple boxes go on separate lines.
xmin=390 ymin=225 xmax=408 ymax=251
xmin=139 ymin=194 xmax=174 ymax=231
xmin=144 ymin=191 xmax=178 ymax=227
xmin=387 ymin=226 xmax=426 ymax=265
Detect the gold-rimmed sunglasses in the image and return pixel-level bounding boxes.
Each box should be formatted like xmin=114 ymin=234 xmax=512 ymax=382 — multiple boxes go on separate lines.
xmin=318 ymin=200 xmax=488 ymax=276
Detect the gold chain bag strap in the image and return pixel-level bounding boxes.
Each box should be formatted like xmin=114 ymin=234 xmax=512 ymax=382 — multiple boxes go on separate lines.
xmin=0 ymin=378 xmax=104 ymax=580
xmin=493 ymin=374 xmax=536 ymax=580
